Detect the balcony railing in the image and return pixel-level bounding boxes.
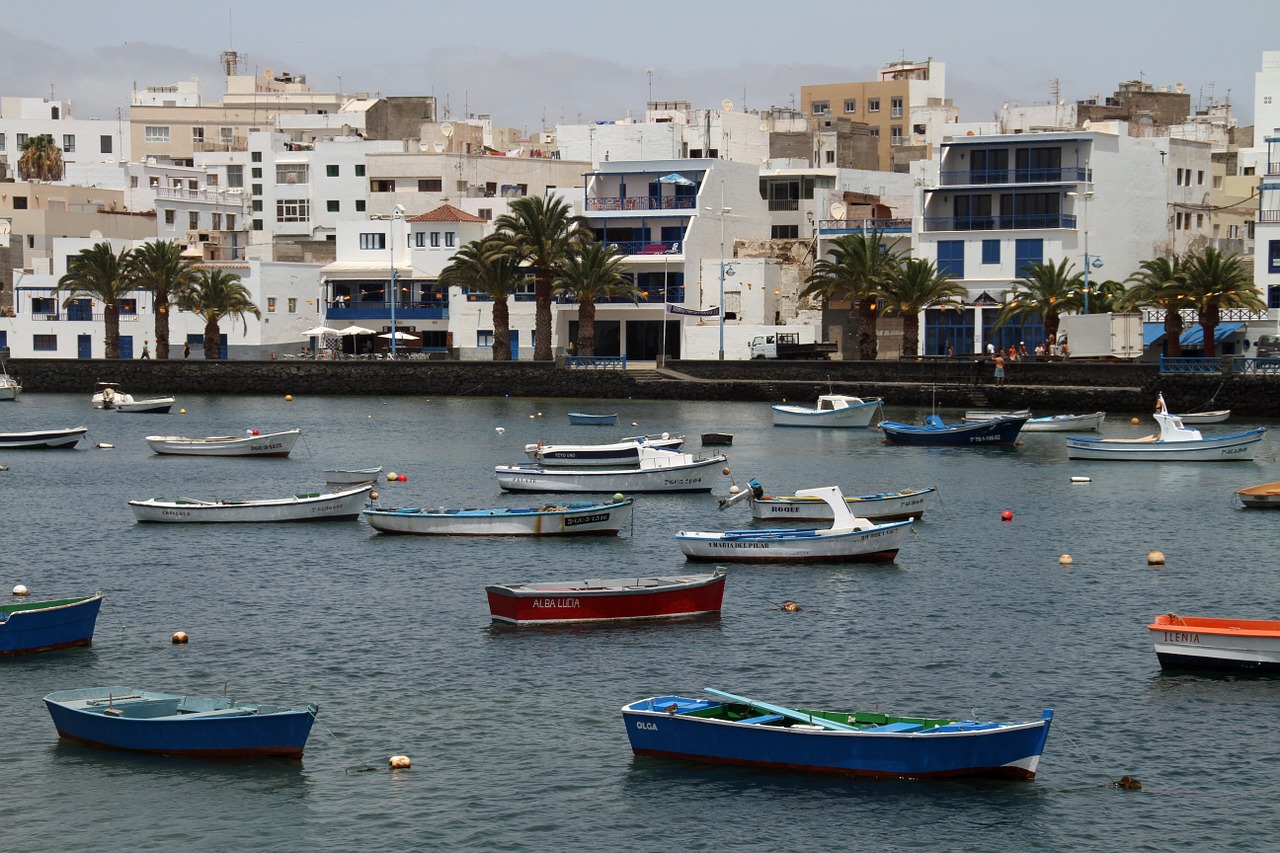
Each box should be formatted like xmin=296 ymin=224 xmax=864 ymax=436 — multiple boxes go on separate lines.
xmin=600 ymin=239 xmax=682 ymax=256
xmin=923 ymin=214 xmax=1076 ymax=232
xmin=554 ymin=285 xmax=685 ymax=305
xmin=328 ymin=304 xmax=449 ymax=320
xmin=767 ymin=199 xmax=800 ymax=211
xmin=156 ymin=186 xmax=247 ymax=204
xmin=819 ymin=217 xmax=912 ymax=235
xmin=32 ymin=312 xmax=140 ymax=322
xmin=938 ymin=167 xmax=1090 ymax=186
xmin=586 ymin=196 xmax=697 ymax=212
xmin=1260 ymin=210 xmax=1280 ymax=223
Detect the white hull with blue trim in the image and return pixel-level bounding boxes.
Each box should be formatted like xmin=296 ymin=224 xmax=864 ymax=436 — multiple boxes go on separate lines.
xmin=772 ymin=394 xmax=882 ymax=428
xmin=1066 ymin=395 xmax=1263 ymax=461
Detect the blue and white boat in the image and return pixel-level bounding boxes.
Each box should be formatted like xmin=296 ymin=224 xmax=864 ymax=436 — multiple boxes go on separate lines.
xmin=0 ymin=593 xmax=104 ymax=657
xmin=364 ymin=496 xmax=634 ymax=536
xmin=499 ymin=445 xmax=724 ymax=494
xmin=44 ymin=686 xmax=318 ymax=758
xmin=880 ymin=414 xmax=1026 ymax=446
xmin=622 ymin=688 xmax=1054 ymax=781
xmin=567 ymin=412 xmax=618 ymax=426
xmin=522 ymin=434 xmax=685 ymax=467
xmin=1066 ymin=395 xmax=1264 ymax=461
xmin=772 ymin=394 xmax=883 ymax=429
xmin=0 ymin=426 xmax=88 ymax=450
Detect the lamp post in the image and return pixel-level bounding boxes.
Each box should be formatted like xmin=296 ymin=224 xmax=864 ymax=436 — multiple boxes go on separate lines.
xmin=660 ymin=250 xmax=668 ymax=365
xmin=704 ymin=181 xmax=731 ymax=360
xmin=1068 ymin=165 xmax=1095 ymax=314
xmin=390 ymin=204 xmax=405 ymax=357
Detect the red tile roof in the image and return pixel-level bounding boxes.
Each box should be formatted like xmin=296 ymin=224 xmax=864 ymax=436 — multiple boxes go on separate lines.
xmin=409 ymin=203 xmax=487 ymax=223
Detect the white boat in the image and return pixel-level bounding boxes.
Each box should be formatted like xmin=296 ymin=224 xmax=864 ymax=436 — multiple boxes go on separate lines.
xmin=324 ymin=466 xmax=383 ymax=485
xmin=962 ymin=408 xmax=1031 ymax=423
xmin=1176 ymin=410 xmax=1230 ymax=424
xmin=1020 ymin=412 xmax=1106 ymax=432
xmin=497 ymin=445 xmax=726 ymax=493
xmin=1148 ymin=613 xmax=1280 ymax=672
xmin=0 ymin=427 xmax=87 ymax=449
xmin=129 ymin=484 xmax=371 ymax=523
xmin=364 ymin=496 xmax=634 ymax=536
xmin=677 ymin=486 xmax=912 ymax=563
xmin=0 ymin=369 xmax=20 ymax=401
xmin=115 ymin=397 xmax=175 ymax=414
xmin=146 ymin=428 xmax=302 ymax=457
xmin=1066 ymin=395 xmax=1264 ymax=461
xmin=524 ymin=433 xmax=684 ymax=466
xmin=732 ymin=479 xmax=935 ymax=522
xmin=772 ymin=394 xmax=883 ymax=429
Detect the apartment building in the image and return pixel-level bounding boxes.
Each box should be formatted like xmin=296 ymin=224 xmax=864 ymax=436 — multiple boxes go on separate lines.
xmin=0 ymin=96 xmax=130 ymax=189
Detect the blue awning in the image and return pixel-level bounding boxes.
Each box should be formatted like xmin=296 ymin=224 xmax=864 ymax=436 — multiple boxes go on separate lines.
xmin=1179 ymin=322 xmax=1242 ymax=346
xmin=1143 ymin=323 xmax=1165 ymax=346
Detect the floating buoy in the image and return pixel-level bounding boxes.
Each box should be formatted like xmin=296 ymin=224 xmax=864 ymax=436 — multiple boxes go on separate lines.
xmin=1071 ymin=476 xmax=1091 ymax=483
xmin=1147 ymin=550 xmax=1166 ymax=565
xmin=12 ymin=584 xmax=29 ymax=596
xmin=781 ymin=601 xmax=802 ymax=612
xmin=1131 ymin=417 xmax=1140 ymax=425
xmin=251 ymin=429 xmax=260 ymax=436
xmin=632 ymin=422 xmax=639 ymax=427
xmin=722 ymin=467 xmax=731 ymax=476
xmin=613 ymin=493 xmax=625 ymax=503
xmin=537 ymin=412 xmax=543 ymax=417
xmin=1059 ymin=554 xmax=1074 ymax=565
xmin=370 ymin=491 xmax=379 ymax=500
xmin=529 ymin=414 xmax=535 ymax=419
xmin=495 ymin=427 xmax=505 ymax=435
xmin=179 ymin=408 xmax=186 ymax=414
xmin=386 ymin=472 xmax=398 ymax=482
xmin=96 ymin=443 xmax=114 ymax=449
xmin=1001 ymin=510 xmax=1013 ymax=522
xmin=1115 ymin=775 xmax=1142 ymax=790
xmin=388 ymin=755 xmax=412 ymax=769
xmin=397 ymin=474 xmax=407 ymax=482
xmin=171 ymin=631 xmax=188 ymax=644
xmin=729 ymin=485 xmax=740 ymax=494
xmin=285 ymin=394 xmax=293 ymax=402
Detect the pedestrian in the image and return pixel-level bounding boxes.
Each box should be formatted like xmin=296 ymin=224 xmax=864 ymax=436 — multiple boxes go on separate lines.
xmin=183 ymin=341 xmax=191 ymax=359
xmin=993 ymin=353 xmax=1006 ymax=385
xmin=140 ymin=340 xmax=150 ymax=359
xmin=946 ymin=343 xmax=954 ymax=358
xmin=1018 ymin=341 xmax=1029 ymax=358
xmin=1007 ymin=345 xmax=1017 ymax=362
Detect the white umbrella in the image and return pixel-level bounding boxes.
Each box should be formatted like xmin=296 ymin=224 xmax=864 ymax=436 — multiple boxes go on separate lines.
xmin=337 ymin=324 xmax=377 ymax=336
xmin=378 ymin=331 xmax=420 ymax=340
xmin=301 ymin=325 xmax=342 ymax=337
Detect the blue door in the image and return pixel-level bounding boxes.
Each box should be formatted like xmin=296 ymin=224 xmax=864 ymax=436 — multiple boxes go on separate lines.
xmin=120 ymin=337 xmax=134 ymax=359
xmin=509 ymin=331 xmax=519 ymax=360
xmin=77 ymin=335 xmax=92 ymax=359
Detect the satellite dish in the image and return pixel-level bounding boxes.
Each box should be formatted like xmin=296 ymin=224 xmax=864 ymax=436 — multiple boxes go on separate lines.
xmin=89 ymin=229 xmax=103 ymax=239
xmin=433 ymin=140 xmax=445 ymax=153
xmin=721 ymin=99 xmax=734 ymax=113
xmin=418 ymin=142 xmax=429 ymax=152
xmin=440 ymin=122 xmax=454 ymax=137
xmin=829 ymin=201 xmax=847 ymax=221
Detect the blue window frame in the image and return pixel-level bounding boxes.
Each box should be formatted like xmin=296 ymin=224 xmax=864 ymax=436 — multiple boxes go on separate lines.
xmin=982 ymin=239 xmax=1000 ymax=264
xmin=1268 ymin=240 xmax=1280 ymax=274
xmin=924 ymin=307 xmax=974 ymax=357
xmin=937 ymin=240 xmax=964 ymax=279
xmin=1014 ymin=239 xmax=1043 ymax=277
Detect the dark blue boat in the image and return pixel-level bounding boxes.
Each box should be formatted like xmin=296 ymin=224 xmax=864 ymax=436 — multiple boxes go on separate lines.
xmin=44 ymin=686 xmax=318 ymax=758
xmin=880 ymin=414 xmax=1027 ymax=446
xmin=568 ymin=412 xmax=618 ymax=426
xmin=0 ymin=594 xmax=103 ymax=657
xmin=623 ymin=688 xmax=1053 ymax=780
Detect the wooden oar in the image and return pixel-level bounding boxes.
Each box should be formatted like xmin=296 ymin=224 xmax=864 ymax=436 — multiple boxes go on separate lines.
xmin=704 ymin=688 xmax=860 ymax=732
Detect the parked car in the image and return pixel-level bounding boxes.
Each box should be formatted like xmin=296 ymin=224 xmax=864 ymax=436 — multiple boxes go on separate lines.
xmin=1255 ymin=334 xmax=1280 ymax=359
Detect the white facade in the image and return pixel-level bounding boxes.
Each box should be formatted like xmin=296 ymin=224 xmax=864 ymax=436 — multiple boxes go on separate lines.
xmin=0 ymin=97 xmax=130 ymax=189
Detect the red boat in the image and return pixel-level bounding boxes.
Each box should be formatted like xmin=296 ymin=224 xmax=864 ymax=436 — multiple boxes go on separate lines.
xmin=485 ymin=572 xmax=726 ymax=625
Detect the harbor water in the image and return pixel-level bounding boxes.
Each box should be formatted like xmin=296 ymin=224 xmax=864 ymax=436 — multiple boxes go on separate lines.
xmin=4 ymin=392 xmax=1280 ymax=851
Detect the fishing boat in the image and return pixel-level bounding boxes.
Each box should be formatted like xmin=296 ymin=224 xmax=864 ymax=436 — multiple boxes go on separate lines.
xmin=146 ymin=428 xmax=302 ymax=457
xmin=1147 ymin=613 xmax=1280 ymax=672
xmin=1176 ymin=410 xmax=1230 ymax=424
xmin=0 ymin=365 xmax=20 ymax=401
xmin=365 ymin=496 xmax=634 ymax=536
xmin=622 ymin=688 xmax=1054 ymax=781
xmin=486 ymin=571 xmax=725 ymax=625
xmin=567 ymin=411 xmax=618 ymax=426
xmin=0 ymin=593 xmax=104 ymax=657
xmin=726 ymin=479 xmax=935 ymax=522
xmin=678 ymin=486 xmax=911 ymax=563
xmin=1066 ymin=395 xmax=1264 ymax=461
xmin=963 ymin=408 xmax=1031 ymax=422
xmin=129 ymin=484 xmax=372 ymax=523
xmin=1236 ymin=482 xmax=1280 ymax=508
xmin=772 ymin=394 xmax=883 ymax=429
xmin=113 ymin=397 xmax=176 ymax=414
xmin=0 ymin=426 xmax=88 ymax=450
xmin=881 ymin=414 xmax=1027 ymax=446
xmin=1020 ymin=412 xmax=1106 ymax=432
xmin=43 ymin=686 xmax=318 ymax=758
xmin=498 ymin=445 xmax=725 ymax=494
xmin=323 ymin=466 xmax=383 ymax=485
xmin=523 ymin=433 xmax=684 ymax=466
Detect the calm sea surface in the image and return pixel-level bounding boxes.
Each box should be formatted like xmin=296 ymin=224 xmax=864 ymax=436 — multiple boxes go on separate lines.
xmin=4 ymin=391 xmax=1280 ymax=851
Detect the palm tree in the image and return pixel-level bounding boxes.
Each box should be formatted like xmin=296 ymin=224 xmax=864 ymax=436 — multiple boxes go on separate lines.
xmin=553 ymin=241 xmax=640 ymax=357
xmin=18 ymin=134 xmax=64 ymax=181
xmin=53 ymin=242 xmax=135 ymax=358
xmin=174 ymin=269 xmax=261 ymax=360
xmin=493 ymin=195 xmax=590 ymax=360
xmin=881 ymin=258 xmax=969 ymax=358
xmin=439 ymin=235 xmax=524 ymax=361
xmin=125 ymin=240 xmax=197 ymax=360
xmin=800 ymin=230 xmax=904 ymax=360
xmin=991 ymin=257 xmax=1084 ymax=345
xmin=1121 ymin=256 xmax=1187 ymax=358
xmin=1179 ymin=246 xmax=1263 ymax=358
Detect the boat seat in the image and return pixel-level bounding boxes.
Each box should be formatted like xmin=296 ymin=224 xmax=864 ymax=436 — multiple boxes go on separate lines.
xmin=739 ymin=714 xmax=785 ymax=725
xmin=173 ymin=708 xmax=254 ymax=719
xmin=864 ymin=722 xmax=924 ymax=732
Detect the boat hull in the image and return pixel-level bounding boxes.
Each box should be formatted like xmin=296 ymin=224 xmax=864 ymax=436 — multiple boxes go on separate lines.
xmin=1237 ymin=482 xmax=1280 ymax=508
xmin=366 ymin=498 xmax=634 ymax=536
xmin=1176 ymin=410 xmax=1230 ymax=424
xmin=0 ymin=379 xmax=20 ymax=401
xmin=962 ymin=409 xmax=1031 ymax=422
xmin=129 ymin=486 xmax=372 ymax=523
xmin=567 ymin=412 xmax=618 ymax=426
xmin=486 ymin=573 xmax=725 ymax=624
xmin=1066 ymin=428 xmax=1264 ymax=461
xmin=43 ymin=687 xmax=317 ymax=758
xmin=524 ymin=435 xmax=683 ymax=466
xmin=1020 ymin=412 xmax=1106 ymax=432
xmin=0 ymin=427 xmax=87 ymax=449
xmin=677 ymin=520 xmax=911 ymax=563
xmin=146 ymin=429 xmax=302 ymax=457
xmin=497 ymin=454 xmax=725 ymax=493
xmin=622 ymin=697 xmax=1052 ymax=781
xmin=324 ymin=467 xmax=384 ymax=485
xmin=0 ymin=595 xmax=104 ymax=657
xmin=1148 ymin=614 xmax=1280 ymax=672
xmin=881 ymin=417 xmax=1026 ymax=446
xmin=750 ymin=488 xmax=934 ymax=522
xmin=772 ymin=400 xmax=881 ymax=428
xmin=115 ymin=397 xmax=175 ymax=414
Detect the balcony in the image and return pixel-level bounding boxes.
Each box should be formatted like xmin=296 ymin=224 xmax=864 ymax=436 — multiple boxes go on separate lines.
xmin=602 ymin=239 xmax=682 ymax=256
xmin=819 ymin=218 xmax=912 ymax=235
xmin=923 ymin=214 xmax=1076 ymax=232
xmin=1260 ymin=210 xmax=1280 ymax=223
xmin=555 ymin=284 xmax=685 ymax=305
xmin=328 ymin=303 xmax=449 ymax=320
xmin=586 ymin=196 xmax=697 ymax=212
xmin=938 ymin=167 xmax=1090 ymax=187
xmin=157 ymin=186 xmax=246 ymax=205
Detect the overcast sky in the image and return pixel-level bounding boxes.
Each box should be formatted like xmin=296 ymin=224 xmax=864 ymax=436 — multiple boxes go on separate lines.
xmin=2 ymin=1 xmax=1274 ymax=133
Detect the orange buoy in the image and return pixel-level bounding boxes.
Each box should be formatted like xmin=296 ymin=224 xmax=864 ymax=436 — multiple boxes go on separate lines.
xmin=1147 ymin=550 xmax=1166 ymax=565
xmin=781 ymin=601 xmax=802 ymax=612
xmin=172 ymin=631 xmax=189 ymax=644
xmin=1059 ymin=554 xmax=1073 ymax=565
xmin=1131 ymin=417 xmax=1140 ymax=425
xmin=1001 ymin=510 xmax=1013 ymax=521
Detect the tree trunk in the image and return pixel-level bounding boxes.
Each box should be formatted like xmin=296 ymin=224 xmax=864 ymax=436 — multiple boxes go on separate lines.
xmin=203 ymin=318 xmax=221 ymax=360
xmin=155 ymin=293 xmax=170 ymax=359
xmin=901 ymin=314 xmax=919 ymax=358
xmin=1164 ymin=309 xmax=1183 ymax=358
xmin=1200 ymin=303 xmax=1220 ymax=359
xmin=491 ymin=298 xmax=512 ymax=361
xmin=104 ymin=307 xmax=121 ymax=359
xmin=858 ymin=297 xmax=878 ymax=361
xmin=533 ymin=268 xmax=552 ymax=361
xmin=577 ymin=299 xmax=597 ymax=357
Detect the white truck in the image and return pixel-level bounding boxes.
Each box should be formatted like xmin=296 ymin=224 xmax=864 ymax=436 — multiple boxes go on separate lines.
xmin=748 ymin=333 xmax=838 ymax=360
xmin=1056 ymin=313 xmax=1143 ymax=359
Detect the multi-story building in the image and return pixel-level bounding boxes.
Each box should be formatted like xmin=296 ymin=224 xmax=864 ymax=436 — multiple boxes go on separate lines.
xmin=0 ymin=96 xmax=129 ymax=188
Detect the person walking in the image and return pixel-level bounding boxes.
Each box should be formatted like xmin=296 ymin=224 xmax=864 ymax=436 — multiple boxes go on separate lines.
xmin=993 ymin=352 xmax=1006 ymax=385
xmin=183 ymin=341 xmax=191 ymax=359
xmin=140 ymin=340 xmax=150 ymax=359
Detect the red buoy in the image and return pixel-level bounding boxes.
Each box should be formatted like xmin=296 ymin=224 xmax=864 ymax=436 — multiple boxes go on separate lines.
xmin=1001 ymin=510 xmax=1013 ymax=522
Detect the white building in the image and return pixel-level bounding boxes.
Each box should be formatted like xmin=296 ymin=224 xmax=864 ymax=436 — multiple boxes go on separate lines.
xmin=0 ymin=96 xmax=129 ymax=189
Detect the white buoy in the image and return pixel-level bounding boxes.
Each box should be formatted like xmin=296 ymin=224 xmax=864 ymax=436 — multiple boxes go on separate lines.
xmin=12 ymin=584 xmax=29 ymax=596
xmin=729 ymin=485 xmax=740 ymax=494
xmin=495 ymin=427 xmax=505 ymax=435
xmin=387 ymin=472 xmax=398 ymax=482
xmin=613 ymin=493 xmax=625 ymax=503
xmin=171 ymin=631 xmax=189 ymax=644
xmin=96 ymin=443 xmax=114 ymax=449
xmin=1059 ymin=554 xmax=1074 ymax=565
xmin=388 ymin=754 xmax=412 ymax=769
xmin=1070 ymin=476 xmax=1091 ymax=483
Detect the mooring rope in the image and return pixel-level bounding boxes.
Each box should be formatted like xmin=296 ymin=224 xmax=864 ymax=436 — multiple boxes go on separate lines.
xmin=318 ymin=720 xmax=380 ymax=773
xmin=1052 ymin=716 xmax=1141 ymax=790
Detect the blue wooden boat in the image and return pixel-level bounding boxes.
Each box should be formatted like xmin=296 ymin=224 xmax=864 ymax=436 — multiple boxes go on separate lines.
xmin=568 ymin=412 xmax=618 ymax=426
xmin=44 ymin=686 xmax=318 ymax=758
xmin=880 ymin=414 xmax=1027 ymax=446
xmin=623 ymin=688 xmax=1053 ymax=781
xmin=0 ymin=593 xmax=104 ymax=657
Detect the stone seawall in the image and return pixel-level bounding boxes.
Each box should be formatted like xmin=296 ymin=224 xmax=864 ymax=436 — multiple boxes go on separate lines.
xmin=5 ymin=357 xmax=1272 ymax=415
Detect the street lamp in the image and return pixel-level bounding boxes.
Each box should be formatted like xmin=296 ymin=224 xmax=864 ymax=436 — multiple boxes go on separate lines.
xmin=1068 ymin=167 xmax=1098 ymax=314
xmin=704 ymin=181 xmax=731 ymax=360
xmin=390 ymin=204 xmax=405 ymax=357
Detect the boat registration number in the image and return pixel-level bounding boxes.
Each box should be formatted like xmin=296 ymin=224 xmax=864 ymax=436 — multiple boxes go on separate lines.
xmin=565 ymin=513 xmax=609 ymax=527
